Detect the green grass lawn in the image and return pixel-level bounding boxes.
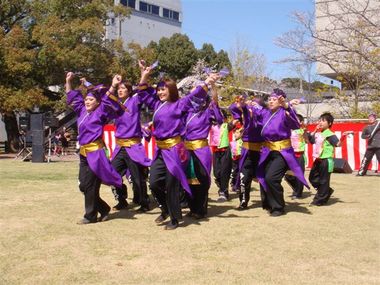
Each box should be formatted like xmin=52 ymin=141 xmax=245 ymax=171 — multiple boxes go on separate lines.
xmin=0 ymin=159 xmax=379 ymax=284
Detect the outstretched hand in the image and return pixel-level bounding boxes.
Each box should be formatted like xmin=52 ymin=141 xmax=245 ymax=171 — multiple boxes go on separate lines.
xmin=139 ymin=59 xmax=153 ymax=84
xmin=112 ymin=74 xmax=122 ymax=88
xmin=205 ymin=73 xmax=220 ymax=86
xmin=289 ymin=99 xmax=300 ymax=106
xmin=66 ymin=72 xmax=75 ymax=83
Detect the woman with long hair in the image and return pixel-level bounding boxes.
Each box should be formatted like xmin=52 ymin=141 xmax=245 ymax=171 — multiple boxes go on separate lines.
xmin=136 ymin=60 xmax=219 ymax=230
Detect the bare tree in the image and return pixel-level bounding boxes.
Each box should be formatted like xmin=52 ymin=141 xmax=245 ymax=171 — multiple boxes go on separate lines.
xmin=275 ymin=0 xmax=380 ymax=118
xmin=229 ymin=36 xmax=270 ymax=91
xmin=292 ymin=62 xmax=322 ymax=119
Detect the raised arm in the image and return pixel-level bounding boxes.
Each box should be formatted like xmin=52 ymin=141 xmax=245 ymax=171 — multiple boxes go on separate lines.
xmin=179 ymin=73 xmax=220 ymax=113
xmin=209 ymin=84 xmax=223 ymax=124
xmin=65 ymin=72 xmax=84 ymax=115
xmin=99 ymin=74 xmax=125 ymax=120
xmin=282 ymin=98 xmax=300 ymax=130
xmin=136 ymin=59 xmax=160 ymax=110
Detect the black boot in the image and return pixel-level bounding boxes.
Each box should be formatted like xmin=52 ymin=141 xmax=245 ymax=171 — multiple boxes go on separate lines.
xmin=164 ymin=219 xmax=179 ymax=230
xmin=112 ymin=199 xmax=128 ymax=210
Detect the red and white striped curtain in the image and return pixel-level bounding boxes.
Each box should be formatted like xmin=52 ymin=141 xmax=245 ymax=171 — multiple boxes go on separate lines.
xmin=103 ymin=122 xmax=379 ymax=171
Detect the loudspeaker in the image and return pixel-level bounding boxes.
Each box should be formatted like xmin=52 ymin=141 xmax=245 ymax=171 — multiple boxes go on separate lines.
xmin=333 ymin=158 xmax=353 ymax=174
xmin=19 ymin=116 xmax=30 ymax=130
xmin=30 ymin=113 xmax=44 ymax=130
xmin=45 ymin=116 xmax=59 ymax=127
xmin=32 ymin=145 xmax=45 ymax=162
xmin=31 ymin=130 xmax=45 ymax=163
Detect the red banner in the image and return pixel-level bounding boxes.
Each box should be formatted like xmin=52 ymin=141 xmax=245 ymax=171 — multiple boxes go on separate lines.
xmin=103 ymin=122 xmax=379 ymax=171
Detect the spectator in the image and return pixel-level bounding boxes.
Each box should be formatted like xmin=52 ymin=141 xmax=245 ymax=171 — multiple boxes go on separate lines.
xmin=357 ymin=113 xmax=380 ymax=176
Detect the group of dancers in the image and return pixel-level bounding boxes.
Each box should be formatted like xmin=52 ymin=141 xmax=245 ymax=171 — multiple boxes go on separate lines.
xmin=65 ymin=60 xmax=353 ymax=230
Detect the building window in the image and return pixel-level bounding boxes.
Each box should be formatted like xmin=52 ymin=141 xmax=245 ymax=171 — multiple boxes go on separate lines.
xmin=151 ymin=5 xmax=159 ymax=15
xmin=172 ymin=11 xmax=179 ymax=21
xmin=120 ymin=0 xmax=135 ymax=9
xmin=139 ymin=1 xmax=159 ymax=16
xmin=163 ymin=8 xmax=180 ymax=21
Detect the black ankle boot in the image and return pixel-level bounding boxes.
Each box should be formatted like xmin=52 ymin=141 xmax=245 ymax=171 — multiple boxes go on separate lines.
xmin=164 ymin=219 xmax=178 ymax=230
xmin=112 ymin=200 xmax=128 ymax=210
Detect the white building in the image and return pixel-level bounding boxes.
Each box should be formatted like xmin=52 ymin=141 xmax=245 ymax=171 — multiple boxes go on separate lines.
xmin=315 ymin=0 xmax=379 ymax=79
xmin=106 ymin=0 xmax=182 ymax=47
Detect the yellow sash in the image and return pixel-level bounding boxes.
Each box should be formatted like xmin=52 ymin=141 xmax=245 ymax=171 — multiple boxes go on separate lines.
xmin=184 ymin=139 xmax=209 ymax=151
xmin=79 ymin=139 xmax=105 ymax=157
xmin=242 ymin=142 xmax=263 ymax=152
xmin=264 ymin=139 xmax=292 ymax=151
xmin=116 ymin=137 xmax=141 ymax=147
xmin=156 ymin=136 xmax=181 ymax=149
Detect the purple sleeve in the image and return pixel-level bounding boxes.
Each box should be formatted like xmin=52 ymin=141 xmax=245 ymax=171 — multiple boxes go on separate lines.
xmin=284 ymin=105 xmax=300 ymax=130
xmin=66 ymin=90 xmax=84 ymax=115
xmin=137 ymin=87 xmax=160 ymax=111
xmin=178 ymin=85 xmax=208 ymax=113
xmin=99 ymin=92 xmax=125 ymax=120
xmin=229 ymin=103 xmax=242 ymax=120
xmin=242 ymin=106 xmax=253 ymax=128
xmin=209 ymin=101 xmax=224 ymax=125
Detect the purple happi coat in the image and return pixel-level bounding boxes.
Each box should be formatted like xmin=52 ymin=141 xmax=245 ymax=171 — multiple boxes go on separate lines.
xmin=229 ymin=103 xmax=264 ymax=181
xmin=67 ymin=89 xmax=123 ymax=188
xmin=110 ymin=93 xmax=151 ymax=167
xmin=257 ymin=106 xmax=309 ymax=190
xmin=184 ymin=101 xmax=224 ymax=181
xmin=137 ymin=85 xmax=208 ymax=195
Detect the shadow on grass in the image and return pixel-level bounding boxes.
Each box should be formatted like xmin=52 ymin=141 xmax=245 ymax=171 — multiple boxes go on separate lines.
xmin=108 ymin=209 xmax=138 ymax=220
xmin=285 ymin=201 xmax=313 ymax=215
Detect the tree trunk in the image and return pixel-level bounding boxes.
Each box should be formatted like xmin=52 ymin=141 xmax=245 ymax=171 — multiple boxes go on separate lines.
xmin=3 ymin=112 xmax=20 ymax=153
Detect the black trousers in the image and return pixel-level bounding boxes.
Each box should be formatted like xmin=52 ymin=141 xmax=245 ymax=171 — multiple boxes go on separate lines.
xmin=230 ymin=158 xmax=240 ymax=190
xmin=309 ymin=159 xmax=334 ymax=205
xmin=261 ymin=151 xmax=289 ymax=212
xmin=239 ymin=150 xmax=260 ymax=203
xmin=284 ymin=154 xmax=305 ymax=197
xmin=111 ymin=147 xmax=149 ymax=207
xmin=358 ymin=147 xmax=380 ymax=175
xmin=213 ymin=149 xmax=232 ymax=196
xmin=149 ymin=153 xmax=182 ymax=221
xmin=188 ymin=152 xmax=211 ymax=216
xmin=79 ymin=155 xmax=110 ymax=222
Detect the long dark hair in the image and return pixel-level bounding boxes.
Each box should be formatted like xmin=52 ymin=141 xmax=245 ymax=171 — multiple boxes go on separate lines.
xmin=158 ymin=78 xmax=179 ymax=102
xmin=119 ymin=80 xmax=133 ymax=97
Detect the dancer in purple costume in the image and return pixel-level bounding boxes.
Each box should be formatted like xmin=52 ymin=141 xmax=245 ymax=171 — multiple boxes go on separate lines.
xmin=229 ymin=95 xmax=265 ymax=209
xmin=256 ymin=89 xmax=309 ymax=216
xmin=136 ymin=60 xmax=219 ymax=230
xmin=66 ymin=72 xmax=124 ymax=224
xmin=184 ymin=82 xmax=223 ymax=219
xmin=110 ymin=80 xmax=152 ymax=212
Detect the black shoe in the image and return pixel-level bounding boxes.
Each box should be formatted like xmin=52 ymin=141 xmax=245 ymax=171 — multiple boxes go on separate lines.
xmin=310 ymin=201 xmax=323 ymax=206
xmin=164 ymin=219 xmax=179 ymax=230
xmin=238 ymin=201 xmax=248 ymax=210
xmin=77 ymin=218 xmax=96 ymax=225
xmin=217 ymin=193 xmax=227 ymax=202
xmin=154 ymin=213 xmax=169 ymax=224
xmin=98 ymin=211 xmax=110 ymax=222
xmin=192 ymin=213 xmax=206 ymax=220
xmin=185 ymin=211 xmax=193 ymax=217
xmin=136 ymin=205 xmax=149 ymax=213
xmin=112 ymin=200 xmax=128 ymax=211
xmin=270 ymin=210 xmax=285 ymax=217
